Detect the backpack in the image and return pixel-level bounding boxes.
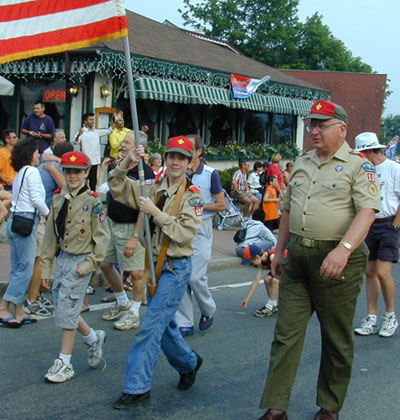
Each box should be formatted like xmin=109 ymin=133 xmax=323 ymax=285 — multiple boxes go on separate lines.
xmin=233 ymin=226 xmax=247 ymax=243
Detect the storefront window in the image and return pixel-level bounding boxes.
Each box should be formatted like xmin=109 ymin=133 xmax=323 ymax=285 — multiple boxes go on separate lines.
xmin=0 ymin=96 xmax=12 ymax=133
xmin=244 ymin=111 xmax=270 ymax=144
xmin=168 ymin=103 xmax=196 ymax=138
xmin=209 ymin=106 xmax=237 ymax=146
xmin=271 ymin=114 xmax=295 ymax=145
xmin=19 ymin=79 xmax=66 ymax=131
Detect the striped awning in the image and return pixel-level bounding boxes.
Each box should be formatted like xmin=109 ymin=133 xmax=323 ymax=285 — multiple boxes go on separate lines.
xmin=134 ymin=76 xmax=314 ymax=115
xmin=134 ymin=76 xmax=191 ymax=103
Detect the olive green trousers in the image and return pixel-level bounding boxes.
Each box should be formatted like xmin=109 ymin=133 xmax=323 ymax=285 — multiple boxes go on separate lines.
xmin=260 ymin=234 xmax=368 ymax=413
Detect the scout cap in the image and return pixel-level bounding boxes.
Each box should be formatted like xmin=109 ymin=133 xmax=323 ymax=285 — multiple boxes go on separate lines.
xmin=304 ymin=100 xmax=348 ymax=123
xmin=241 ymin=244 xmax=262 ymax=265
xmin=165 ymin=135 xmax=193 ymax=158
xmin=354 ymin=132 xmax=385 ymax=151
xmin=60 ymin=151 xmax=91 ymax=169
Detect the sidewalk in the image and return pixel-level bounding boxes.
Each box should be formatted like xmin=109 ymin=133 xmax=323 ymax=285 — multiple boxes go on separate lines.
xmin=0 ymin=226 xmax=242 ymax=293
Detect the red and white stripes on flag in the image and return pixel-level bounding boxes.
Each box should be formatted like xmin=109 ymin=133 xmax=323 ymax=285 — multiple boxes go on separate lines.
xmin=0 ymin=0 xmax=128 ymax=64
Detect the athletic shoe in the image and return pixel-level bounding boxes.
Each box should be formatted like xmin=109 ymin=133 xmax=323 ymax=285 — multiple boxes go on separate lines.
xmin=102 ymin=301 xmax=131 ymax=321
xmin=113 ymin=312 xmax=140 ymax=331
xmin=37 ymin=294 xmax=54 ymax=310
xmin=87 ymin=330 xmax=106 ymax=367
xmin=379 ymin=314 xmax=398 ymax=337
xmin=177 ymin=352 xmax=203 ymax=390
xmin=199 ymin=315 xmax=214 ymax=330
xmin=45 ymin=359 xmax=75 ymax=383
xmin=254 ymin=305 xmax=278 ymax=318
xmin=179 ymin=326 xmax=195 ymax=336
xmin=113 ymin=391 xmax=150 ymax=410
xmin=23 ymin=300 xmax=53 ymax=318
xmin=354 ymin=316 xmax=378 ymax=336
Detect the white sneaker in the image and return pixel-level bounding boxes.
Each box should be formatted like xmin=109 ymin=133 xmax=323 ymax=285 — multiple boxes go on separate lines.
xmin=102 ymin=301 xmax=131 ymax=321
xmin=113 ymin=311 xmax=140 ymax=331
xmin=354 ymin=316 xmax=378 ymax=336
xmin=379 ymin=314 xmax=398 ymax=337
xmin=45 ymin=359 xmax=75 ymax=383
xmin=87 ymin=330 xmax=106 ymax=367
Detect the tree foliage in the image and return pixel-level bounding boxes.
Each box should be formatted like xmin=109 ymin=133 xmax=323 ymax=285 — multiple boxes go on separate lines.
xmin=179 ymin=1 xmax=372 ymax=72
xmin=381 ymin=114 xmax=400 ymax=142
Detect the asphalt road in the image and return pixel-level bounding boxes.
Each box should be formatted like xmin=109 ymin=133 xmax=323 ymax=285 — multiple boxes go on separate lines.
xmin=1 ymin=265 xmax=400 ymax=420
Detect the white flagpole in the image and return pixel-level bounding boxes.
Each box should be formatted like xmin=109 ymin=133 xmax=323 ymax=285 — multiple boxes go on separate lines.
xmin=122 ymin=35 xmax=156 ymax=286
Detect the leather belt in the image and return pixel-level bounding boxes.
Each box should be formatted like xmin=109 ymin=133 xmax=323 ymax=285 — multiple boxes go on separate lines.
xmin=291 ymin=234 xmax=339 ymax=249
xmin=374 ymin=216 xmax=395 ymax=223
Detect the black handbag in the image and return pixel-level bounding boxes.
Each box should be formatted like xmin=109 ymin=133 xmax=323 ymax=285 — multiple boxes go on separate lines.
xmin=233 ymin=226 xmax=247 ymax=243
xmin=11 ymin=168 xmax=36 ymax=237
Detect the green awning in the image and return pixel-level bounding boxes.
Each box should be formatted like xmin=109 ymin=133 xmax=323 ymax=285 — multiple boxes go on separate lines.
xmin=134 ymin=76 xmax=313 ymax=116
xmin=189 ymin=83 xmax=231 ymax=107
xmin=134 ymin=76 xmax=192 ymax=103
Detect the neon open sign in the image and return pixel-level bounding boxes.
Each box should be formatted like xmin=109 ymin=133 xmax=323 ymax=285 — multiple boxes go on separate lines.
xmin=43 ymin=88 xmax=66 ymax=102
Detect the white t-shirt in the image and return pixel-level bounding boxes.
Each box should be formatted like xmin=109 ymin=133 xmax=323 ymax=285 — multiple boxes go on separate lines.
xmin=42 ymin=146 xmax=53 ymax=155
xmin=375 ymin=158 xmax=400 ymax=218
xmin=73 ymin=126 xmax=112 ymax=165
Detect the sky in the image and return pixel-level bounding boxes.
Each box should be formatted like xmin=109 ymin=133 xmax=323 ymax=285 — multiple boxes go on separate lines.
xmin=125 ymin=0 xmax=398 ymax=117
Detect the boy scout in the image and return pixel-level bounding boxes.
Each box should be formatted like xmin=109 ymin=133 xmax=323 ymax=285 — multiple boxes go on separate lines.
xmin=257 ymin=100 xmax=380 ymax=420
xmin=41 ymin=151 xmax=109 ymax=383
xmin=108 ymin=135 xmax=203 ymax=410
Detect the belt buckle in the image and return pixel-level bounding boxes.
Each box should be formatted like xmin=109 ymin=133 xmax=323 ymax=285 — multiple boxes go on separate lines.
xmin=301 ymin=238 xmax=314 ymax=248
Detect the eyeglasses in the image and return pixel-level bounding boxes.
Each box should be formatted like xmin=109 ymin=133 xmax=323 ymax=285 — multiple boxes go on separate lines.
xmin=305 ymin=122 xmax=343 ymax=133
xmin=64 ymin=168 xmax=85 ymax=174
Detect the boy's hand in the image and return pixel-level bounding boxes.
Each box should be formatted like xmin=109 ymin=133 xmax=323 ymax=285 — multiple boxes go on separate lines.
xmin=76 ymin=267 xmax=84 ymax=276
xmin=124 ymin=237 xmax=139 ymax=257
xmin=138 ymin=196 xmax=160 ymax=217
xmin=42 ymin=278 xmax=51 ymax=290
xmin=240 ymin=298 xmax=249 ymax=307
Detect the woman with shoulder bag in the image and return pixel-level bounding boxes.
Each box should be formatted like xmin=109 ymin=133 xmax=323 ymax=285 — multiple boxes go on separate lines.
xmin=0 ymin=137 xmax=49 ymax=328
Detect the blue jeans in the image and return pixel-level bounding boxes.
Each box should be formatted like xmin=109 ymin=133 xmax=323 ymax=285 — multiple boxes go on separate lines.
xmin=124 ymin=257 xmax=198 ymax=394
xmin=4 ymin=212 xmax=38 ymax=304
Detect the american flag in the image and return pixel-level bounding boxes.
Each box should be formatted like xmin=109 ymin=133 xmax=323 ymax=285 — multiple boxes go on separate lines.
xmin=0 ymin=0 xmax=128 ymax=64
xmin=384 ymin=135 xmax=400 ymax=159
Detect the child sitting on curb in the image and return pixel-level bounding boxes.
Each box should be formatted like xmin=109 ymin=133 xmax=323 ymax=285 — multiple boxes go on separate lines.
xmin=240 ymin=244 xmax=286 ymax=318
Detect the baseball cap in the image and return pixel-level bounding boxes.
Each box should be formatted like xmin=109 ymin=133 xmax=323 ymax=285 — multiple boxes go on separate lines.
xmin=60 ymin=151 xmax=91 ymax=169
xmin=304 ymin=100 xmax=348 ymax=124
xmin=165 ymin=135 xmax=193 ymax=158
xmin=354 ymin=132 xmax=385 ymax=151
xmin=241 ymin=244 xmax=262 ymax=265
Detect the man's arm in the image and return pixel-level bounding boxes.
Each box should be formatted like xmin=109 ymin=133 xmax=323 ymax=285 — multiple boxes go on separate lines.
xmin=41 ymin=153 xmax=61 ymax=163
xmin=271 ymin=209 xmax=290 ymax=278
xmin=320 ymin=208 xmax=375 ymax=279
xmin=43 ymin=163 xmax=66 ymax=188
xmin=204 ymin=191 xmax=225 ymax=212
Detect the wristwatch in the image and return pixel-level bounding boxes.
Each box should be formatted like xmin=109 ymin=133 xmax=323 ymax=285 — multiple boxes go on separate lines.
xmin=339 ymin=240 xmax=353 ymax=252
xmin=393 ymin=225 xmax=400 ymax=231
xmin=132 ymin=232 xmax=139 ymax=238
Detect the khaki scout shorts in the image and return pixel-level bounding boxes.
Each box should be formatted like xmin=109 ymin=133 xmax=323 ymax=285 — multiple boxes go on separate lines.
xmin=231 ymin=190 xmax=254 ymax=203
xmin=52 ymin=252 xmax=91 ymax=329
xmin=103 ymin=218 xmax=145 ymax=271
xmin=35 ymin=216 xmax=47 ymax=257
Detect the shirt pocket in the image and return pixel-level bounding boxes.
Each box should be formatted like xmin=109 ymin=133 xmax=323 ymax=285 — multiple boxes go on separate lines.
xmin=321 ymin=180 xmax=349 ymax=191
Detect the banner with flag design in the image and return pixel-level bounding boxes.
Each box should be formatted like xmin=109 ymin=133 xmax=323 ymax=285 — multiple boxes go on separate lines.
xmin=230 ymin=73 xmax=270 ymax=99
xmin=0 ymin=0 xmax=128 ymax=64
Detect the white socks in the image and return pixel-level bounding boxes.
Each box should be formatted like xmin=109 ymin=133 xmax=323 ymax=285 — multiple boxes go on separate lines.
xmin=115 ymin=291 xmax=129 ymax=307
xmin=130 ymin=300 xmax=141 ymax=316
xmin=83 ymin=328 xmax=97 ymax=346
xmin=59 ymin=352 xmax=71 ymax=366
xmin=266 ymin=299 xmax=277 ymax=309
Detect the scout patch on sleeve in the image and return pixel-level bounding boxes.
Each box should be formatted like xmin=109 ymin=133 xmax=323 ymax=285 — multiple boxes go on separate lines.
xmin=367 ymin=173 xmax=375 ymax=183
xmin=361 ymin=162 xmax=376 ymax=173
xmin=369 ymin=184 xmax=378 ymax=195
xmin=188 ymin=197 xmax=204 ymax=217
xmin=93 ymin=203 xmax=104 ymax=214
xmin=99 ymin=212 xmax=106 ymax=223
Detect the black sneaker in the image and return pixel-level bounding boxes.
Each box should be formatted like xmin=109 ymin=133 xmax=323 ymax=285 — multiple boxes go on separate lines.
xmin=112 ymin=391 xmax=150 ymax=410
xmin=177 ymin=352 xmax=203 ymax=391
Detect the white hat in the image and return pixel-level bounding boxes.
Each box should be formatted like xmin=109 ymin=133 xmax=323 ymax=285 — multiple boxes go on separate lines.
xmin=354 ymin=132 xmax=385 ymax=151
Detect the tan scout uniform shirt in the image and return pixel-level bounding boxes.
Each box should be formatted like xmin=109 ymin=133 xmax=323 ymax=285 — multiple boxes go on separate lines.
xmin=282 ymin=141 xmax=381 ymax=240
xmin=40 ymin=184 xmax=110 ymax=278
xmin=108 ymin=165 xmax=203 ymax=258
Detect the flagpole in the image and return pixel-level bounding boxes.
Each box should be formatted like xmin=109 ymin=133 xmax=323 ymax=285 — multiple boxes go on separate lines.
xmin=122 ymin=35 xmax=156 ymax=286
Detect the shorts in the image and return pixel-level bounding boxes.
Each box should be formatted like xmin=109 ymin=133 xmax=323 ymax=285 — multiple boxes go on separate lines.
xmin=52 ymin=251 xmax=92 ymax=329
xmin=103 ymin=218 xmax=145 ymax=271
xmin=365 ymin=218 xmax=400 ymax=262
xmin=264 ymin=218 xmax=280 ymax=232
xmin=231 ymin=190 xmax=253 ymax=203
xmin=35 ymin=216 xmax=47 ymax=257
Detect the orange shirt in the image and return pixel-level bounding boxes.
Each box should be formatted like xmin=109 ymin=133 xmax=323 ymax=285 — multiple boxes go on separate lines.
xmin=262 ymin=185 xmax=280 ymax=221
xmin=0 ymin=147 xmax=16 ymax=186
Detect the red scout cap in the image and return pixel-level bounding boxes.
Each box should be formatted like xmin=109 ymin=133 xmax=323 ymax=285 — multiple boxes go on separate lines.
xmin=165 ymin=135 xmax=193 ymax=158
xmin=60 ymin=151 xmax=91 ymax=169
xmin=304 ymin=100 xmax=348 ymax=123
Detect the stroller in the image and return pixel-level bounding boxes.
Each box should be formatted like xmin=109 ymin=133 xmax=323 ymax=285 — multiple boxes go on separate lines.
xmin=214 ymin=189 xmax=245 ymax=231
